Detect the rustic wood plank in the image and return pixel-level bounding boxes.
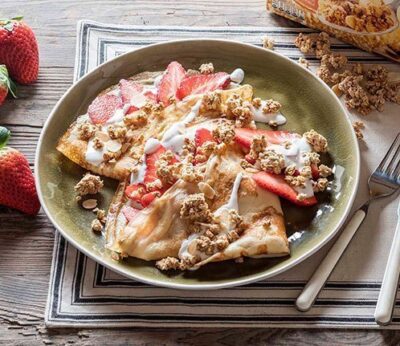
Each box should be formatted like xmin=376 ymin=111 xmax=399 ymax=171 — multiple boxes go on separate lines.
xmin=0 ymin=0 xmax=398 ymax=344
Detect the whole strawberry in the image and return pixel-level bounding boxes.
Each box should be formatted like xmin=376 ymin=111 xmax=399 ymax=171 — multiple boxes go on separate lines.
xmin=0 ymin=17 xmax=39 ymax=84
xmin=0 ymin=127 xmax=40 ymax=215
xmin=0 ymin=65 xmax=16 ymax=105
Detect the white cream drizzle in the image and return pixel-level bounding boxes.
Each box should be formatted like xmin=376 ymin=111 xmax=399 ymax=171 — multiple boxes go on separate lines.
xmin=161 ymin=100 xmax=202 ymax=154
xmin=106 ymin=103 xmax=131 ymax=124
xmin=178 ymin=172 xmax=244 ymax=265
xmin=85 ymin=138 xmax=106 ymax=166
xmin=267 ymin=137 xmax=314 ymax=197
xmin=251 ymin=101 xmax=287 ymax=126
xmin=130 ymin=138 xmax=162 ymax=184
xmin=215 ymin=172 xmax=243 ymax=216
xmin=230 ymin=68 xmax=245 ymax=84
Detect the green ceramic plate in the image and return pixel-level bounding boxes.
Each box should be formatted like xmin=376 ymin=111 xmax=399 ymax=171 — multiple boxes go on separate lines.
xmin=35 ymin=39 xmax=360 ymax=289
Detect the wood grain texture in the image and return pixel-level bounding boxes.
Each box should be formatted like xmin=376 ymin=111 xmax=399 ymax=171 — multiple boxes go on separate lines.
xmin=0 ymin=1 xmax=398 ymax=345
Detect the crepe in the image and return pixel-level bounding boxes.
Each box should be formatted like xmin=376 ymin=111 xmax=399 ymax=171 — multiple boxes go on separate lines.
xmin=57 ymin=73 xmax=253 ymax=181
xmin=58 ymin=64 xmax=292 ymax=271
xmin=105 ymin=146 xmax=289 ymax=268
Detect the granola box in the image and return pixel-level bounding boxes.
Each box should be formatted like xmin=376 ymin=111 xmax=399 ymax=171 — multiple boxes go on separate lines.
xmin=266 ymin=0 xmax=400 ymax=63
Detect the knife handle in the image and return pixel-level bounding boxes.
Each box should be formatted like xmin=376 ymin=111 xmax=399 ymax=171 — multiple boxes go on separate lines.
xmin=296 ymin=209 xmax=367 ymax=312
xmin=375 ymin=218 xmax=400 ymax=326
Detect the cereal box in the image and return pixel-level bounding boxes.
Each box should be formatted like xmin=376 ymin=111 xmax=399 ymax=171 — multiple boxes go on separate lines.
xmin=266 ymin=0 xmax=400 ymax=63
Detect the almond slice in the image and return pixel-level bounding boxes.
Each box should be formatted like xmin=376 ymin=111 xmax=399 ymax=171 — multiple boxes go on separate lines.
xmin=82 ymin=199 xmax=98 ymax=210
xmin=105 ymin=140 xmax=122 ymax=153
xmin=96 ymin=131 xmax=110 ymax=142
xmin=198 ymin=182 xmax=216 ymax=199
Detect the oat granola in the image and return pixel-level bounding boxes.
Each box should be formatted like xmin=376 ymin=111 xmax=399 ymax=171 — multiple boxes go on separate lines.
xmin=74 ymin=173 xmax=104 ymax=197
xmin=199 ymin=62 xmax=214 ymax=74
xmin=262 ymin=36 xmax=275 ymax=50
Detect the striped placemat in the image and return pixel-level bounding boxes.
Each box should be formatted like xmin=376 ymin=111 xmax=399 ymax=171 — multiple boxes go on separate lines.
xmin=45 ymin=20 xmax=400 ymax=328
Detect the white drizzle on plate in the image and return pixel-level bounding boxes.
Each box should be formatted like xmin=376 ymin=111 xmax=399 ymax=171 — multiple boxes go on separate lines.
xmin=250 ymin=101 xmax=287 ymax=126
xmin=267 ymin=137 xmax=314 ymax=197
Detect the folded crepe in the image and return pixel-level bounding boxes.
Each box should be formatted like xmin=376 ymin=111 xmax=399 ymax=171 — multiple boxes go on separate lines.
xmin=57 ymin=72 xmax=253 ymax=180
xmin=105 ymin=145 xmax=289 ymax=269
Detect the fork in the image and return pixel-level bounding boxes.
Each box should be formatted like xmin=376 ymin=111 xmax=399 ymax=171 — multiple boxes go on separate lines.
xmin=296 ymin=133 xmax=400 ymax=312
xmin=375 ymin=199 xmax=400 ymax=325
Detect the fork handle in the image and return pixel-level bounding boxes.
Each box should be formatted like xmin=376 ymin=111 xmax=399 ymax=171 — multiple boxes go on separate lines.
xmin=375 ymin=218 xmax=400 ymax=325
xmin=296 ymin=209 xmax=367 ymax=312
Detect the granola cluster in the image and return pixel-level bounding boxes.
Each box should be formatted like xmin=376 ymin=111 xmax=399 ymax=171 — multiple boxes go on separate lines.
xmin=258 ymin=149 xmax=286 ymax=174
xmin=124 ymin=110 xmax=148 ymax=128
xmin=304 ymin=129 xmax=328 ymax=153
xmin=156 ymin=178 xmax=249 ymax=271
xmin=156 ymin=150 xmax=181 ymax=185
xmin=199 ymin=62 xmax=214 ymax=75
xmin=202 ymin=91 xmax=222 ymax=112
xmin=298 ymin=57 xmax=310 ymax=69
xmin=225 ymin=93 xmax=254 ymax=128
xmin=295 ymin=32 xmax=400 ymax=117
xmin=212 ymin=120 xmax=235 ymax=144
xmin=294 ymin=32 xmax=331 ymax=58
xmin=78 ymin=123 xmax=98 ymax=141
xmin=353 ymin=121 xmax=365 ymax=140
xmin=74 ymin=173 xmax=104 ymax=200
xmin=246 ymin=131 xmax=331 ymax=199
xmin=262 ymin=36 xmax=275 ymax=50
xmin=319 ymin=0 xmax=395 ymax=33
xmin=180 ymin=193 xmax=213 ymax=223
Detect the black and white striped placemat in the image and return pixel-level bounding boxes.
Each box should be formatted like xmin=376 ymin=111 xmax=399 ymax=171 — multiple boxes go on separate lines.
xmin=45 ymin=20 xmax=400 ymax=328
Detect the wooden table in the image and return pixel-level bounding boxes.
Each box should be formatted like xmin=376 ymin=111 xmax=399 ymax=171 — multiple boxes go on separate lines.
xmin=0 ymin=1 xmax=398 ymax=344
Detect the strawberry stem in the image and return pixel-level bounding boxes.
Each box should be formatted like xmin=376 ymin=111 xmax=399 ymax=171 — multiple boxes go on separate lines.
xmin=0 ymin=127 xmax=10 ymax=149
xmin=0 ymin=65 xmax=17 ymax=98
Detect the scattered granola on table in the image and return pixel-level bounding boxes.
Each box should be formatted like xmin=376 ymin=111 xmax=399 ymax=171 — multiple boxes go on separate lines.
xmin=298 ymin=57 xmax=310 ymax=69
xmin=262 ymin=36 xmax=275 ymax=50
xmin=353 ymin=121 xmax=365 ymax=140
xmin=294 ymin=32 xmax=400 ymax=116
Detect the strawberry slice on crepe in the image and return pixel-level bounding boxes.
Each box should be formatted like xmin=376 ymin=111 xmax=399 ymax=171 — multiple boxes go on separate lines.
xmin=88 ymin=93 xmax=122 ymax=124
xmin=253 ymin=172 xmax=317 ymax=207
xmin=125 ymin=144 xmax=179 ymax=207
xmin=194 ymin=128 xmax=215 ymax=147
xmin=237 ymin=128 xmax=321 ymax=179
xmin=235 ymin=128 xmax=300 ymax=148
xmin=121 ymin=205 xmax=140 ymax=223
xmin=194 ymin=128 xmax=217 ymax=164
xmin=120 ymin=79 xmax=156 ymax=113
xmin=176 ymin=72 xmax=230 ymax=100
xmin=157 ymin=61 xmax=186 ymax=106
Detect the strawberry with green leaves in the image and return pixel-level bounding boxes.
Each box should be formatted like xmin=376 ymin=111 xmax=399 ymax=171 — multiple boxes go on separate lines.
xmin=0 ymin=127 xmax=40 ymax=215
xmin=0 ymin=65 xmax=16 ymax=105
xmin=0 ymin=16 xmax=39 ymax=85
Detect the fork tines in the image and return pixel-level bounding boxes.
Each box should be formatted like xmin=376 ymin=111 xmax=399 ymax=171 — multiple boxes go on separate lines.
xmin=377 ymin=133 xmax=400 ymax=181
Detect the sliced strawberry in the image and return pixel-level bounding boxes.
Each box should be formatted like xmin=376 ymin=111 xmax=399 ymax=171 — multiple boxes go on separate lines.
xmin=157 ymin=61 xmax=186 ymax=106
xmin=234 ymin=128 xmax=300 ymax=149
xmin=311 ymin=164 xmax=319 ymax=180
xmin=194 ymin=128 xmax=215 ymax=147
xmin=252 ymin=172 xmax=317 ymax=206
xmin=125 ymin=183 xmax=146 ymax=203
xmin=144 ymin=145 xmax=166 ymax=184
xmin=119 ymin=79 xmax=148 ymax=113
xmin=126 ymin=144 xmax=179 ymax=207
xmin=88 ymin=93 xmax=122 ymax=124
xmin=245 ymin=154 xmax=256 ymax=165
xmin=176 ymin=72 xmax=230 ymax=100
xmin=122 ymin=205 xmax=140 ymax=223
xmin=141 ymin=191 xmax=161 ymax=207
xmin=144 ymin=90 xmax=157 ymax=103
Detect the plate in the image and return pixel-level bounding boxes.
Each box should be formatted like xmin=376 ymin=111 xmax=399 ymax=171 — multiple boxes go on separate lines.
xmin=35 ymin=39 xmax=360 ymax=289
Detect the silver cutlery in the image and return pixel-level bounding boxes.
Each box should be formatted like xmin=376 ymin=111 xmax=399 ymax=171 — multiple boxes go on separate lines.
xmin=375 ymin=198 xmax=400 ymax=325
xmin=296 ymin=133 xmax=400 ymax=312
